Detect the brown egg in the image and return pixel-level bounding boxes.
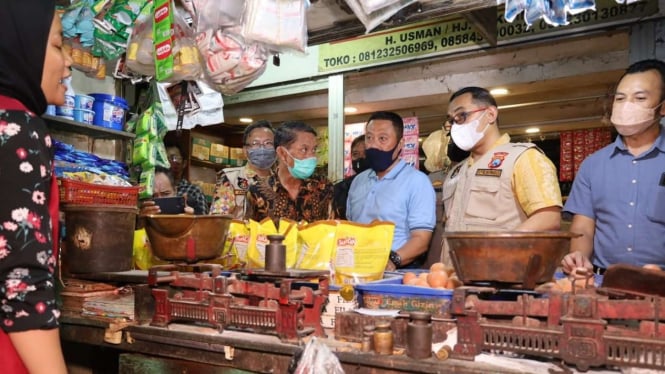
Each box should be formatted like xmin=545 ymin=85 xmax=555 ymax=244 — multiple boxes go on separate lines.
xmin=643 ymin=264 xmax=662 ymax=271
xmin=414 ymin=279 xmax=430 ymax=287
xmin=418 ymin=272 xmax=429 ymax=281
xmin=430 ymin=262 xmax=446 ymax=272
xmin=406 ymin=278 xmax=419 ymax=286
xmin=402 ymin=272 xmax=417 ymax=285
xmin=427 ymin=270 xmax=449 ymax=288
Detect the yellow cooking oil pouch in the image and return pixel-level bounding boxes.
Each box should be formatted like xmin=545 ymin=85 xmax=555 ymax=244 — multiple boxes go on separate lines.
xmin=133 ymin=228 xmax=167 ymax=270
xmin=333 ymin=220 xmax=394 ymax=286
xmin=278 ymin=218 xmax=299 ymax=268
xmin=211 ymin=219 xmax=249 ymax=269
xmin=247 ymin=218 xmax=278 ymax=268
xmin=295 ymin=220 xmax=338 ymax=271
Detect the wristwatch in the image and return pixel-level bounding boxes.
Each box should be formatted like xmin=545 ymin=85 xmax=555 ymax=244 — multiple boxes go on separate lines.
xmin=389 ymin=251 xmax=402 ymax=268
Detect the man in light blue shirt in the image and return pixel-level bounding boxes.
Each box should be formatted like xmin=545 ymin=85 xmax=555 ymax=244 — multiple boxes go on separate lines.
xmin=562 ymin=59 xmax=665 ymax=274
xmin=347 ymin=111 xmax=436 ymax=270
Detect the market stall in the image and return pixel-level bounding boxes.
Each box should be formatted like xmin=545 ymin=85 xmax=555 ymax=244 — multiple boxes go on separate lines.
xmin=44 ymin=0 xmax=665 ymax=373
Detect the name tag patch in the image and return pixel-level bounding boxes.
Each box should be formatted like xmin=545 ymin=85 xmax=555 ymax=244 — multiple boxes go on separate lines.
xmin=476 ymin=169 xmax=502 ymax=177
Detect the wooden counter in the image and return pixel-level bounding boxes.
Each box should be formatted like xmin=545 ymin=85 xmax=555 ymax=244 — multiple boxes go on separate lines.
xmin=60 ymin=315 xmax=524 ymax=374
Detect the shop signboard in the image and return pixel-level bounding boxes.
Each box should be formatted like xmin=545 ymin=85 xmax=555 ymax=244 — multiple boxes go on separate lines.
xmin=318 ymin=0 xmax=657 ymax=73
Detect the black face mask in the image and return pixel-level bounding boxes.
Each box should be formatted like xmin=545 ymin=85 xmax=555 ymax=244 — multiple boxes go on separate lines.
xmin=447 ymin=132 xmax=470 ymax=163
xmin=352 ymin=157 xmax=370 ymax=174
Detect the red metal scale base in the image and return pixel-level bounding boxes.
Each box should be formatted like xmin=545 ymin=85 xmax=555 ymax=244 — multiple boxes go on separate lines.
xmin=450 ymin=284 xmax=665 ymax=371
xmin=147 ymin=264 xmax=329 ymax=343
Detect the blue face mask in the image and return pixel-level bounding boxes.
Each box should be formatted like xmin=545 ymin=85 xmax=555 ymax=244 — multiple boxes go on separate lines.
xmin=285 ymin=149 xmax=317 ymax=179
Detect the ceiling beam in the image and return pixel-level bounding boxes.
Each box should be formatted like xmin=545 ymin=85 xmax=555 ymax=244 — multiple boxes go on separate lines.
xmin=463 ymin=6 xmax=498 ymax=46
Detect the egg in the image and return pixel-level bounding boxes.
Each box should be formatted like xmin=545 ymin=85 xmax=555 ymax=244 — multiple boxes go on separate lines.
xmin=402 ymin=272 xmax=417 ymax=285
xmin=427 ymin=270 xmax=449 ymax=288
xmin=414 ymin=278 xmax=430 ymax=287
xmin=418 ymin=272 xmax=429 ymax=282
xmin=430 ymin=262 xmax=446 ymax=272
xmin=643 ymin=264 xmax=662 ymax=271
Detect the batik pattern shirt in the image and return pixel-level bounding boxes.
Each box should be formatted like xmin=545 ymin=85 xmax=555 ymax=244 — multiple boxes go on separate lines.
xmin=247 ymin=172 xmax=333 ymax=224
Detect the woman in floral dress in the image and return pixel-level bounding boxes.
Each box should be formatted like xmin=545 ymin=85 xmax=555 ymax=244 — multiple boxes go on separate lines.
xmin=0 ymin=1 xmax=72 ymax=372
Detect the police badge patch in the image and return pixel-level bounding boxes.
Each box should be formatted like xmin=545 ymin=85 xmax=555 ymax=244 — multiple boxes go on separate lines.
xmin=488 ymin=152 xmax=508 ymax=169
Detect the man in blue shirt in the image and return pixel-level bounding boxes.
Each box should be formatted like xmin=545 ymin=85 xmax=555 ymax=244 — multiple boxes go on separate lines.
xmin=347 ymin=111 xmax=436 ymax=270
xmin=562 ymin=59 xmax=665 ymax=274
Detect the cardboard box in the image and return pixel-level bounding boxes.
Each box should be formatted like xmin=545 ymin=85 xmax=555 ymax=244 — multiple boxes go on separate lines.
xmin=191 ymin=137 xmax=211 ymax=161
xmin=229 ymin=147 xmax=246 ymax=166
xmin=209 ymin=143 xmax=229 ymax=164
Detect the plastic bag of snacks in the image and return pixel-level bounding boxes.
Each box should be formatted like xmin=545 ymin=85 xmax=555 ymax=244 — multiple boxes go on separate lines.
xmin=295 ymin=220 xmax=338 ymax=271
xmin=133 ymin=228 xmax=167 ymax=270
xmin=241 ymin=0 xmax=308 ymax=53
xmin=247 ymin=218 xmax=277 ymax=269
xmin=279 ymin=219 xmax=299 ymax=269
xmin=211 ymin=219 xmax=250 ymax=269
xmin=332 ymin=220 xmax=394 ymax=286
xmin=247 ymin=218 xmax=299 ymax=269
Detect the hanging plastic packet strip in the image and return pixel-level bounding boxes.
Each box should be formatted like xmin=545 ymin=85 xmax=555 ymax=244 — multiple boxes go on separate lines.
xmin=567 ymin=0 xmax=596 ymax=15
xmin=153 ymin=0 xmax=174 ymax=81
xmin=524 ymin=0 xmax=549 ymax=28
xmin=544 ymin=0 xmax=569 ymax=26
xmin=504 ymin=0 xmax=527 ymax=23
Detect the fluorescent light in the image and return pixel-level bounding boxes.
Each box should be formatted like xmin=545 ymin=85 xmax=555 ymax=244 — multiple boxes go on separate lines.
xmin=344 ymin=106 xmax=357 ymax=113
xmin=525 ymin=127 xmax=540 ymax=134
xmin=239 ymin=117 xmax=253 ymax=123
xmin=490 ymin=88 xmax=509 ymax=96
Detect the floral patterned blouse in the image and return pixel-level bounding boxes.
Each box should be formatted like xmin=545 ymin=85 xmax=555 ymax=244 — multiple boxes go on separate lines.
xmin=0 ymin=110 xmax=59 ymax=332
xmin=247 ymin=171 xmax=333 ymax=224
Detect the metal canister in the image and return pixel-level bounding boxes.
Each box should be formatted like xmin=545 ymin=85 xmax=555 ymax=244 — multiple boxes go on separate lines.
xmin=361 ymin=324 xmax=375 ymax=353
xmin=373 ymin=320 xmax=394 ymax=355
xmin=406 ymin=311 xmax=432 ymax=359
xmin=265 ymin=234 xmax=286 ymax=272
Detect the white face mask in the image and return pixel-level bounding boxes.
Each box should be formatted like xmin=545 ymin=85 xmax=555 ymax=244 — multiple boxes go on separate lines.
xmin=611 ymin=100 xmax=663 ymax=137
xmin=450 ymin=111 xmax=489 ymax=151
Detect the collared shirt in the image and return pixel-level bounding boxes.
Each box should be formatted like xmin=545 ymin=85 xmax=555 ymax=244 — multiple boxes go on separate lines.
xmin=210 ymin=165 xmax=271 ymax=218
xmin=564 ymin=125 xmax=665 ymax=268
xmin=247 ymin=172 xmax=333 ymax=224
xmin=176 ymin=179 xmax=209 ymax=215
xmin=347 ymin=160 xmax=436 ymax=251
xmin=464 ymin=134 xmax=562 ymax=215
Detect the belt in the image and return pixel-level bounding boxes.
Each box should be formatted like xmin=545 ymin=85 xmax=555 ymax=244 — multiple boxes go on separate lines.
xmin=592 ymin=265 xmax=606 ymax=275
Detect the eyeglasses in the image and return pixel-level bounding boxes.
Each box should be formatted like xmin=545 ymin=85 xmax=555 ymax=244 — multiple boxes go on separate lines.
xmin=245 ymin=141 xmax=274 ymax=149
xmin=446 ymin=107 xmax=487 ymax=126
xmin=168 ymin=155 xmax=183 ymax=163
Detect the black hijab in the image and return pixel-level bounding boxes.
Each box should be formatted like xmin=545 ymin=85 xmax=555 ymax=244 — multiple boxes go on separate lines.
xmin=0 ymin=0 xmax=56 ymax=114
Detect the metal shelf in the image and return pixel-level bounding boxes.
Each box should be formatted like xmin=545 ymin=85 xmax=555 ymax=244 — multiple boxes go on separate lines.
xmin=43 ymin=114 xmax=135 ymax=140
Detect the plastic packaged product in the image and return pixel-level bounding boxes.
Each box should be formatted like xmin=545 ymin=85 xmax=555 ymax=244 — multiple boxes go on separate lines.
xmin=567 ymin=0 xmax=596 ymax=15
xmin=73 ymin=108 xmax=95 ymax=124
xmin=56 ymin=76 xmax=75 ymax=118
xmin=89 ymin=93 xmax=129 ymax=131
xmin=544 ymin=0 xmax=568 ymax=26
xmin=504 ymin=0 xmax=527 ymax=23
xmin=75 ymin=94 xmax=95 ymax=110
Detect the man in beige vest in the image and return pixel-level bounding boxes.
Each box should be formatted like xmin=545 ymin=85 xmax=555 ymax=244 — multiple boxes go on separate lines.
xmin=440 ymin=86 xmax=563 ymax=265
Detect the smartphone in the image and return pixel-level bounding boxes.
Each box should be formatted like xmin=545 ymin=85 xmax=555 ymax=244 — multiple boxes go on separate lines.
xmin=153 ymin=196 xmax=185 ymax=214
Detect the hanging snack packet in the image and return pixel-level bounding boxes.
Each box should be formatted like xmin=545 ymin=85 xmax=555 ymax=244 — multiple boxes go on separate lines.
xmin=295 ymin=220 xmax=338 ymax=271
xmin=247 ymin=218 xmax=278 ymax=269
xmin=279 ymin=218 xmax=299 ymax=268
xmin=333 ymin=221 xmax=394 ymax=286
xmin=153 ymin=0 xmax=174 ymax=81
